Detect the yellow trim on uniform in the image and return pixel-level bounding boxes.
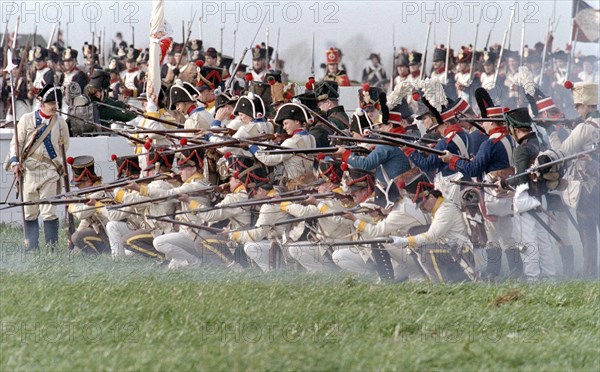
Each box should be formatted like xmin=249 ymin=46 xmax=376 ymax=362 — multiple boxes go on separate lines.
xmin=114 ymin=189 xmax=126 ymax=203
xmin=429 ymin=250 xmax=445 ymax=283
xmin=139 ymin=184 xmax=149 ymax=196
xmin=407 ymin=236 xmax=417 ymax=247
xmin=231 ymin=231 xmax=241 ymax=242
xmin=431 ymin=197 xmax=444 ymax=217
xmin=233 ymin=185 xmax=246 ymax=193
xmin=82 ymin=236 xmax=103 ymax=254
xmin=145 ymin=111 xmax=161 ymax=119
xmin=267 ymin=190 xmax=277 ymax=197
xmin=357 ymin=220 xmax=367 ymax=233
xmin=95 ymin=202 xmax=104 ymax=209
xmin=280 ymin=201 xmax=290 ymax=212
xmin=68 ymin=204 xmax=76 ymax=214
xmin=185 ymin=172 xmax=204 ymax=184
xmin=126 ymin=233 xmax=163 ymax=258
xmin=201 ymin=240 xmax=231 ymax=264
xmin=189 ymin=200 xmax=201 ymax=210
xmin=319 ymin=204 xmax=330 ymax=213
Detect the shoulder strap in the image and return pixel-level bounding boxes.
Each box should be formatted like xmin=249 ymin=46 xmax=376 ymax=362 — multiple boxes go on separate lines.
xmin=22 ymin=116 xmax=57 ymax=160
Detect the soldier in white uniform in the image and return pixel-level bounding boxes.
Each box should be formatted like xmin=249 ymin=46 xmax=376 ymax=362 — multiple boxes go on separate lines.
xmin=9 ymin=84 xmax=69 ymax=252
xmin=59 ymin=47 xmax=88 ymax=117
xmin=169 ymin=81 xmax=214 ymax=133
xmin=121 ymin=48 xmax=145 ymax=98
xmin=250 ymin=102 xmax=317 ymax=189
xmin=28 ymin=46 xmax=55 ymax=112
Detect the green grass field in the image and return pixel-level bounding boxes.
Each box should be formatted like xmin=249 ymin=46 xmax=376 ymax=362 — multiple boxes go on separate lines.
xmin=1 ymin=224 xmax=599 ymax=371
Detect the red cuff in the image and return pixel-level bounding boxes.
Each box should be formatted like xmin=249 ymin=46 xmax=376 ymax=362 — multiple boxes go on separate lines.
xmin=342 ymin=150 xmax=352 ymax=163
xmin=448 ymin=156 xmax=460 ymax=171
xmin=404 ymin=147 xmax=415 ymax=156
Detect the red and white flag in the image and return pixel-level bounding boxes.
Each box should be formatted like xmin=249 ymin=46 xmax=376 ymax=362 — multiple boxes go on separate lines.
xmin=147 ymin=0 xmax=173 ymax=112
xmin=572 ymin=0 xmax=600 ymax=43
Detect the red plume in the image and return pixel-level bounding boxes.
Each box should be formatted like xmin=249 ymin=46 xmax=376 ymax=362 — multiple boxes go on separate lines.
xmin=396 ymin=180 xmax=406 ymax=190
xmin=66 ymin=157 xmax=74 ymax=165
xmin=305 ymin=82 xmax=313 ymax=90
xmin=564 ymin=80 xmax=573 ymax=90
xmin=308 ymin=76 xmax=315 ymax=84
xmin=412 ymin=92 xmax=421 ymax=101
xmin=111 ymin=154 xmax=118 ymax=161
xmin=244 ymin=73 xmax=253 ymax=82
xmin=224 ymin=151 xmax=232 ymax=159
xmin=195 ymin=60 xmax=204 ymax=68
xmin=341 ymin=162 xmax=348 ymax=171
xmin=179 ymin=137 xmax=188 ymax=146
xmin=317 ymin=152 xmax=325 ymax=161
xmin=144 ymin=142 xmax=152 ymax=150
xmin=362 ymin=83 xmax=370 ymax=92
xmin=267 ymin=77 xmax=276 ymax=86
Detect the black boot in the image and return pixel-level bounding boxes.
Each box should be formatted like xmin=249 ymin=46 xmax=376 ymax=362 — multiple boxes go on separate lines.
xmin=559 ymin=245 xmax=575 ymax=278
xmin=44 ymin=219 xmax=60 ymax=252
xmin=24 ymin=220 xmax=40 ymax=252
xmin=483 ymin=247 xmax=502 ymax=279
xmin=505 ymin=248 xmax=524 ymax=279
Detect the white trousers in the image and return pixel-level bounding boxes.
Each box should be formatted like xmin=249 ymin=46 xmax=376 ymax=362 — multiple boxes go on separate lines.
xmin=154 ymin=232 xmax=200 ymax=269
xmin=105 ymin=221 xmax=134 ymax=258
xmin=287 ymin=242 xmax=337 ymax=273
xmin=331 ymin=247 xmax=375 ymax=275
xmin=514 ymin=212 xmax=556 ymax=279
xmin=485 ymin=215 xmax=516 ymax=251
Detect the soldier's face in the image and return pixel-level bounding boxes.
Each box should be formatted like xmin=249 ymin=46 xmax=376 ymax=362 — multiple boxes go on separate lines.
xmin=327 ymin=64 xmax=338 ymax=74
xmin=205 ymin=55 xmax=217 ymax=67
xmin=253 ymin=59 xmax=266 ymax=71
xmin=283 ymin=119 xmax=302 ymax=135
xmin=126 ymin=61 xmax=136 ymax=70
xmin=508 ymin=57 xmax=519 ymax=70
xmin=409 ymin=64 xmax=419 ymax=72
xmin=239 ymin=113 xmax=252 ymax=124
xmin=397 ymin=66 xmax=408 ymax=75
xmin=63 ymin=60 xmax=75 ymax=71
xmin=41 ymin=101 xmax=58 ymax=115
xmin=35 ymin=60 xmax=46 ymax=70
xmin=483 ymin=64 xmax=494 ymax=73
xmin=433 ymin=61 xmax=444 ymax=70
xmin=457 ymin=62 xmax=468 ymax=72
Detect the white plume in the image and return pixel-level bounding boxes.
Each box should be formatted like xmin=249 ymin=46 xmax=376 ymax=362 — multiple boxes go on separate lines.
xmin=518 ymin=66 xmax=536 ymax=96
xmin=418 ymin=78 xmax=447 ymax=112
xmin=387 ymin=81 xmax=414 ymax=108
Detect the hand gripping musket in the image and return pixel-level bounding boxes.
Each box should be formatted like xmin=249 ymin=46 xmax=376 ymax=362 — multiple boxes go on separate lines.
xmin=94 ymin=100 xmax=185 ymax=129
xmin=106 ymin=186 xmax=215 ymax=210
xmin=420 ymin=22 xmax=432 ymax=81
xmin=226 ymin=15 xmax=267 ymax=89
xmin=505 ymin=147 xmax=599 ymax=183
xmin=329 ymin=134 xmax=471 ymax=160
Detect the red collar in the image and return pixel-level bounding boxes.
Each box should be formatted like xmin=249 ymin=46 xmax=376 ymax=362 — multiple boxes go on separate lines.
xmin=443 ymin=123 xmax=463 ymax=136
xmin=38 ymin=110 xmax=52 ymax=119
xmin=435 ymin=66 xmax=445 ymax=74
xmin=110 ymin=78 xmax=119 ymax=83
xmin=38 ymin=63 xmax=48 ymax=70
xmin=69 ymin=66 xmax=79 ymax=73
xmin=186 ymin=105 xmax=197 ymax=116
xmin=489 ymin=126 xmax=509 ymax=136
xmin=399 ymin=72 xmax=409 ymax=78
xmin=128 ymin=67 xmax=139 ymax=73
xmin=411 ymin=70 xmax=420 ymax=78
xmin=390 ymin=126 xmax=406 ymax=134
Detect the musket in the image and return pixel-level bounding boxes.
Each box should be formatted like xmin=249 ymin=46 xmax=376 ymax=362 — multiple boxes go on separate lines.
xmin=227 ymin=14 xmax=267 ymax=89
xmin=454 ymin=113 xmax=490 ymax=136
xmin=301 ymin=104 xmax=349 ymax=136
xmin=230 ymin=209 xmax=356 ymax=233
xmin=451 ymin=180 xmax=497 ymax=188
xmin=505 ymin=147 xmax=599 ymax=183
xmin=95 ymin=100 xmax=185 ymax=129
xmin=265 ymin=26 xmax=270 ymax=69
xmin=330 ymin=134 xmax=470 ymax=160
xmin=485 ymin=19 xmax=496 ymax=50
xmin=274 ymin=27 xmax=281 ymax=71
xmin=122 ymin=128 xmax=232 ymax=135
xmin=175 ymin=11 xmax=198 ymax=72
xmin=51 ymin=173 xmax=165 ymax=200
xmin=291 ymin=238 xmax=393 ymax=248
xmin=539 ymin=18 xmax=552 ymax=86
xmin=106 ymin=187 xmax=215 ymax=210
xmin=369 ymin=129 xmax=438 ymax=144
xmin=153 ymin=217 xmax=225 ymax=235
xmin=220 ymin=23 xmax=224 ymax=59
xmin=163 ymin=192 xmax=335 ymax=218
xmin=444 ymin=21 xmax=452 ymax=85
xmin=310 ymin=32 xmax=315 ymax=77
xmin=506 ymin=2 xmax=517 ymax=51
xmin=1 ymin=197 xmax=114 ymax=210
xmin=391 ymin=24 xmax=396 ymax=90
xmin=131 ymin=25 xmax=135 ymax=48
xmin=469 ymin=12 xmax=482 ymax=85
xmin=58 ymin=110 xmax=147 ymax=145
xmin=156 ymin=134 xmax=282 ymax=156
xmin=493 ymin=4 xmax=516 ymax=87
xmin=258 ymin=146 xmax=365 ymax=155
xmin=518 ymin=21 xmax=526 ymax=67
xmin=46 ymin=23 xmax=57 ymax=49
xmin=420 ymin=22 xmax=432 ymax=81
xmin=232 ymin=23 xmax=239 ymax=67
xmin=0 ymin=14 xmax=10 ymax=48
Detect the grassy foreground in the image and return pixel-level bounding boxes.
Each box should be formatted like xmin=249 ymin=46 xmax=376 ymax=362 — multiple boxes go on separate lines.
xmin=0 ymin=225 xmax=599 ymax=371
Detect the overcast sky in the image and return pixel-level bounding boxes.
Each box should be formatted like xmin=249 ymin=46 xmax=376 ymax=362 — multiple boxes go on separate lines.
xmin=2 ymin=0 xmax=598 ymax=80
